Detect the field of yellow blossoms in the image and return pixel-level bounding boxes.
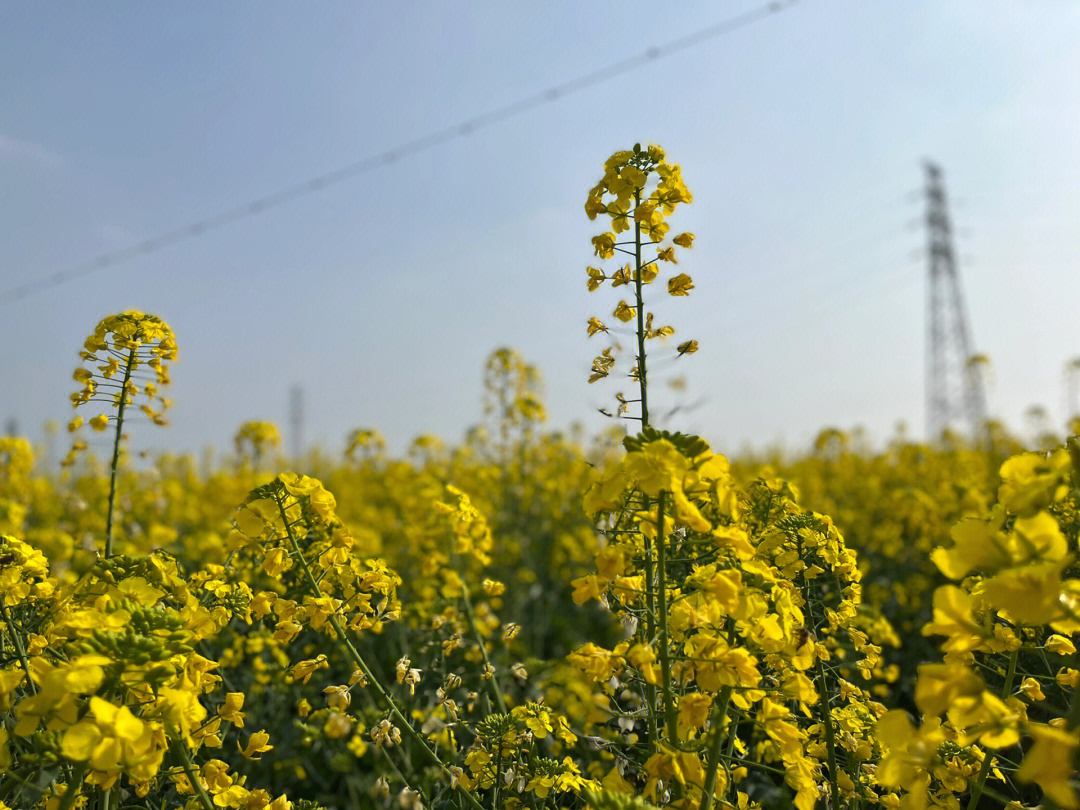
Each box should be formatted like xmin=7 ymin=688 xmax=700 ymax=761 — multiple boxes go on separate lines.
xmin=2 ymin=145 xmax=1079 ymax=810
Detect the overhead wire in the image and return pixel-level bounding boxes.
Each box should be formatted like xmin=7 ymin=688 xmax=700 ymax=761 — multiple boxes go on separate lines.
xmin=0 ymin=0 xmax=798 ymax=306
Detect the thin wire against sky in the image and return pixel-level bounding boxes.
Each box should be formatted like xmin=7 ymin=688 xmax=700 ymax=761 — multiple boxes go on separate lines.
xmin=0 ymin=0 xmax=796 ymax=306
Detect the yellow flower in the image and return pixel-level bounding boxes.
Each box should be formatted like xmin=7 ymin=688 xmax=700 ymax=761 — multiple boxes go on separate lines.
xmin=262 ymin=547 xmax=292 ymax=577
xmin=913 ymin=663 xmax=984 ymax=716
xmin=627 ymin=643 xmax=660 ymax=685
xmin=482 ymin=578 xmax=505 ymax=596
xmin=998 ymin=449 xmax=1071 ymax=516
xmin=61 ymin=697 xmax=160 ymax=778
xmin=612 ymin=300 xmax=635 ymax=323
xmin=667 ymin=273 xmax=694 ymax=296
xmin=677 ymin=693 xmax=712 ymax=736
xmin=622 ymin=439 xmax=688 ymax=497
xmin=588 ymin=348 xmax=615 ymax=383
xmin=324 ymin=712 xmax=351 ymax=739
xmin=1046 ymin=634 xmax=1076 ymax=655
xmin=608 ymin=201 xmax=632 ymax=233
xmin=217 ymin=693 xmax=246 ymax=727
xmin=570 ymin=574 xmax=607 ymax=605
xmin=682 ymin=634 xmax=760 ymax=691
xmin=781 ymin=671 xmax=819 ymax=705
xmin=931 ymin=511 xmax=1009 ymax=580
xmin=568 ymin=642 xmax=626 ymax=682
xmin=982 ymin=561 xmax=1065 ymax=624
xmin=585 ymin=195 xmax=606 ymax=220
xmin=921 ymin=585 xmax=987 ymax=653
xmin=601 ymin=764 xmax=635 ymax=795
xmin=1019 ymin=677 xmax=1045 ymax=701
xmin=592 ymin=233 xmax=616 ymax=259
xmin=594 ymin=545 xmax=626 ymax=579
xmin=876 ymin=711 xmax=944 ymax=796
xmin=289 ymin=655 xmax=328 ymax=684
xmin=1016 ymin=724 xmax=1079 ymax=808
xmin=238 ymin=730 xmax=273 ymax=760
xmin=233 ymin=421 xmax=281 ymax=460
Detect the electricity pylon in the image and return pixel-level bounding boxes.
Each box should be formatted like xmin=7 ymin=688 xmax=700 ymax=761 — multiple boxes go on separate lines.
xmin=1066 ymin=358 xmax=1080 ymax=427
xmin=923 ymin=161 xmax=987 ymax=444
xmin=289 ymin=385 xmax=304 ymax=461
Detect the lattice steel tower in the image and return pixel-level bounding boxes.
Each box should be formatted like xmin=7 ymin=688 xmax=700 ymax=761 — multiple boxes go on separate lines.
xmin=923 ymin=161 xmax=987 ymax=442
xmin=289 ymin=384 xmax=304 ymax=461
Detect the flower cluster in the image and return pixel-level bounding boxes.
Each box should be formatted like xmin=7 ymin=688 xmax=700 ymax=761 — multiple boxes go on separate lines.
xmin=234 ymin=421 xmax=282 ymax=466
xmin=877 ymin=443 xmax=1080 ymax=809
xmin=584 ymin=145 xmax=697 ymax=399
xmin=65 ymin=311 xmax=176 ymax=465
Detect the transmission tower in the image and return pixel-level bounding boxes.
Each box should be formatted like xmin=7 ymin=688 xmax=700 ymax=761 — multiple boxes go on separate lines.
xmin=289 ymin=385 xmax=304 ymax=461
xmin=923 ymin=161 xmax=987 ymax=443
xmin=1066 ymin=358 xmax=1080 ymax=424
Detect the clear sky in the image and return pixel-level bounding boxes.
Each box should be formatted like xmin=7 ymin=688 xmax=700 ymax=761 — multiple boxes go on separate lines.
xmin=2 ymin=0 xmax=1078 ymax=462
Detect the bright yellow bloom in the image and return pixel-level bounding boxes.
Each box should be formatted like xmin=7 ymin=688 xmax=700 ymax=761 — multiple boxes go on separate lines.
xmin=217 ymin=693 xmax=246 ymax=727
xmin=1016 ymin=724 xmax=1079 ymax=808
xmin=612 ymin=300 xmax=635 ymax=323
xmin=667 ymin=273 xmax=694 ymax=296
xmin=592 ymin=233 xmax=616 ymax=259
xmin=289 ymin=655 xmax=328 ymax=684
xmin=677 ymin=693 xmax=712 ymax=736
xmin=1046 ymin=634 xmax=1076 ymax=655
xmin=876 ymin=711 xmax=944 ymax=797
xmin=238 ymin=730 xmax=273 ymax=760
xmin=622 ymin=439 xmax=688 ymax=496
xmin=913 ymin=663 xmax=984 ymax=716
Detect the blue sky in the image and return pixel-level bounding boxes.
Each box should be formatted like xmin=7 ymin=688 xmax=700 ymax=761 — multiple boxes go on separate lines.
xmin=2 ymin=0 xmax=1078 ymax=461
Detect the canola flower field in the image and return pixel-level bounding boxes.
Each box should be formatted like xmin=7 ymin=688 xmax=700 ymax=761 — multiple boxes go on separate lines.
xmin=2 ymin=145 xmax=1079 ymax=810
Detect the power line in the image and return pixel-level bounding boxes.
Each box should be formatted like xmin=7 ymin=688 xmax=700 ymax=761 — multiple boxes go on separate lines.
xmin=1 ymin=0 xmax=797 ymax=306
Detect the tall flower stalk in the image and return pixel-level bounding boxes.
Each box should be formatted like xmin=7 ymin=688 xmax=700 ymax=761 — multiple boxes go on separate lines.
xmin=577 ymin=147 xmax=885 ymax=810
xmin=67 ymin=311 xmax=176 ymax=557
xmin=583 ymin=144 xmax=697 ymax=756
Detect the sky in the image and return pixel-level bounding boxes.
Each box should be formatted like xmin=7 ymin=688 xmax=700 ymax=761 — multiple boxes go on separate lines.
xmin=1 ymin=0 xmax=1078 ymax=464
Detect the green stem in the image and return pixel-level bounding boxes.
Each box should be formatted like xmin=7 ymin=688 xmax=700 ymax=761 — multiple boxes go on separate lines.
xmin=379 ymin=746 xmax=431 ymax=809
xmin=104 ymin=349 xmax=136 ymax=559
xmin=55 ymin=764 xmax=88 ymax=810
xmin=633 ymin=188 xmax=648 ymax=428
xmin=655 ymin=491 xmax=677 ymax=743
xmin=630 ymin=185 xmax=662 ymax=753
xmin=641 ymin=496 xmax=658 ymax=753
xmin=0 ymin=601 xmax=37 ymax=693
xmin=697 ymin=686 xmax=733 ymax=810
xmin=275 ymin=494 xmax=484 ymax=810
xmin=965 ymin=646 xmax=1019 ymax=810
xmin=456 ymin=558 xmax=507 ymax=714
xmin=815 ymin=657 xmax=843 ymax=810
xmin=170 ymin=737 xmax=215 ymax=810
